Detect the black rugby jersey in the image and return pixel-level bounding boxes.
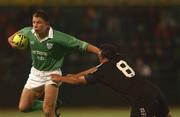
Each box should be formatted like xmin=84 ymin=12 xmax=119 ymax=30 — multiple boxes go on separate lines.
xmin=85 ymin=59 xmax=161 ymax=104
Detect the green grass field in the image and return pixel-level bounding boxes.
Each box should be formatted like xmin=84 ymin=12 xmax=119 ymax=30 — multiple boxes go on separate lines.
xmin=0 ymin=107 xmax=179 ymax=117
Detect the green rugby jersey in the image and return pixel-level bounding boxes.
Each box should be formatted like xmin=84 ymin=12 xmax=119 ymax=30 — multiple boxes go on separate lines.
xmin=19 ymin=27 xmax=88 ymax=71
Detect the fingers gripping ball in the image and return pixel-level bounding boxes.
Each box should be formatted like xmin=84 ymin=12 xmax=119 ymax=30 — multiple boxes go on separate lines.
xmin=12 ymin=34 xmax=28 ymax=49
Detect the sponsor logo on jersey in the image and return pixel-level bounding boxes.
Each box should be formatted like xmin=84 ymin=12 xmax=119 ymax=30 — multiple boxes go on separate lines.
xmin=46 ymin=43 xmax=53 ymax=50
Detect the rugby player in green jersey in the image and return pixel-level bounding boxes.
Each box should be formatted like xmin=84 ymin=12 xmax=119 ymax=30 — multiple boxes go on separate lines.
xmin=8 ymin=9 xmax=100 ymax=117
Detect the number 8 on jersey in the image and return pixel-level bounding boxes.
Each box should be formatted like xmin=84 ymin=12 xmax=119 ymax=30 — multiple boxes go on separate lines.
xmin=116 ymin=60 xmax=135 ymax=78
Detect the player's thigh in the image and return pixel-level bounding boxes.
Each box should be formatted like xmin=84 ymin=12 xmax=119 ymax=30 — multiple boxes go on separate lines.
xmin=19 ymin=88 xmax=42 ymax=109
xmin=43 ymin=84 xmax=59 ymax=109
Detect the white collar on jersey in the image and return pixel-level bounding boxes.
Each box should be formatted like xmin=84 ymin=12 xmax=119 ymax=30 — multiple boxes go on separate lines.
xmin=31 ymin=27 xmax=53 ymax=42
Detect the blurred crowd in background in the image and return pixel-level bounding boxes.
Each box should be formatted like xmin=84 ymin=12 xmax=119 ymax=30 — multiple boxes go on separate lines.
xmin=0 ymin=6 xmax=180 ymax=107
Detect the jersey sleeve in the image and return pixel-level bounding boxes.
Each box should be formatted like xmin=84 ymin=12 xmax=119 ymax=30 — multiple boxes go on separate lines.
xmin=69 ymin=37 xmax=88 ymax=52
xmin=55 ymin=31 xmax=88 ymax=52
xmin=19 ymin=27 xmax=32 ymax=36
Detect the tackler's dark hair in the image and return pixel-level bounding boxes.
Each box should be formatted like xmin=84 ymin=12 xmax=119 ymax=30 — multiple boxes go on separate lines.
xmin=100 ymin=44 xmax=119 ymax=60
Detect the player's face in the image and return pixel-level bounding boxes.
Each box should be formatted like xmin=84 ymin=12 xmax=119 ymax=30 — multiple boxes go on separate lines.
xmin=32 ymin=16 xmax=49 ymax=34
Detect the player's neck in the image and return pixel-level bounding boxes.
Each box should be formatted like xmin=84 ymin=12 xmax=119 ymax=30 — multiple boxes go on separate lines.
xmin=37 ymin=28 xmax=49 ymax=40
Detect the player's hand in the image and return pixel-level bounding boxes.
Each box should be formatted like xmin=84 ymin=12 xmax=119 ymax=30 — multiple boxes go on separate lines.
xmin=50 ymin=74 xmax=61 ymax=83
xmin=8 ymin=33 xmax=19 ymax=48
xmin=8 ymin=37 xmax=17 ymax=48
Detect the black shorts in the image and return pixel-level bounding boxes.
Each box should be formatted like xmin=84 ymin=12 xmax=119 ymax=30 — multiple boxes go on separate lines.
xmin=130 ymin=93 xmax=170 ymax=117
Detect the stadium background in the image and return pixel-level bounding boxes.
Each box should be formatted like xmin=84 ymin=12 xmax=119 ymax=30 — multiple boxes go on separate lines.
xmin=0 ymin=0 xmax=180 ymax=116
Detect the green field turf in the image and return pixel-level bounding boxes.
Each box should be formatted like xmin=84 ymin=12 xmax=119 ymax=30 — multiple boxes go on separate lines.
xmin=0 ymin=107 xmax=179 ymax=117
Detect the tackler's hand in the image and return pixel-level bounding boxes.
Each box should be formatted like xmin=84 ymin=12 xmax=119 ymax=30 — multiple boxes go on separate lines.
xmin=50 ymin=74 xmax=61 ymax=83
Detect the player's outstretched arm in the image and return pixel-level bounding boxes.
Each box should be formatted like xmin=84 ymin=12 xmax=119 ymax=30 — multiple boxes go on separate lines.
xmin=87 ymin=44 xmax=101 ymax=61
xmin=51 ymin=67 xmax=96 ymax=85
xmin=75 ymin=67 xmax=96 ymax=77
xmin=51 ymin=74 xmax=87 ymax=85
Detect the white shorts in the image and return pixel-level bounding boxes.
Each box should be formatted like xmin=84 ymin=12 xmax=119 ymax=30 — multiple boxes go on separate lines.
xmin=24 ymin=67 xmax=62 ymax=90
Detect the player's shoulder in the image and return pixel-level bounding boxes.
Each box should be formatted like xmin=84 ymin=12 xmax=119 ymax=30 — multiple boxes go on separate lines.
xmin=102 ymin=59 xmax=127 ymax=70
xmin=53 ymin=29 xmax=75 ymax=39
xmin=19 ymin=27 xmax=33 ymax=35
xmin=20 ymin=27 xmax=32 ymax=31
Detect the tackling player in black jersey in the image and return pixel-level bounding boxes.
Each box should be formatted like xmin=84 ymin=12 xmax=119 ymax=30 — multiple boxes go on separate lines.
xmin=51 ymin=44 xmax=172 ymax=117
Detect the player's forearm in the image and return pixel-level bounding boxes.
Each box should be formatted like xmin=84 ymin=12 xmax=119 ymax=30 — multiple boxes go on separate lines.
xmin=60 ymin=76 xmax=78 ymax=84
xmin=75 ymin=67 xmax=96 ymax=77
xmin=87 ymin=44 xmax=100 ymax=56
xmin=60 ymin=75 xmax=86 ymax=85
xmin=51 ymin=74 xmax=86 ymax=85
